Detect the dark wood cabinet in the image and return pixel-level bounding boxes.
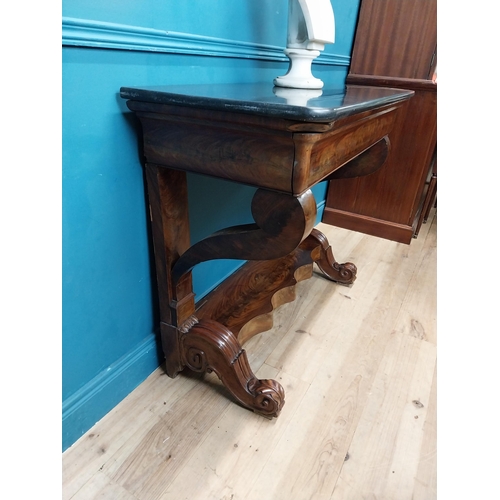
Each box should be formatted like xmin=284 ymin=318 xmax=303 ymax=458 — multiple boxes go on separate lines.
xmin=322 ymin=0 xmax=437 ymax=244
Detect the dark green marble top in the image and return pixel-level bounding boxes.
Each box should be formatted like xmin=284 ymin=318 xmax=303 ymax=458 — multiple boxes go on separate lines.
xmin=120 ymin=83 xmax=413 ymax=122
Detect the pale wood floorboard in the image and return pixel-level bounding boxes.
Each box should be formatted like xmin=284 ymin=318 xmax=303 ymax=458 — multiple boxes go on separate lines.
xmin=63 ymin=210 xmax=437 ymax=500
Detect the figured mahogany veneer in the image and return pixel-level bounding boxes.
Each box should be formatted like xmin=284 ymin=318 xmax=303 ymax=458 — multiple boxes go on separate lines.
xmin=121 ymin=83 xmax=413 ymax=417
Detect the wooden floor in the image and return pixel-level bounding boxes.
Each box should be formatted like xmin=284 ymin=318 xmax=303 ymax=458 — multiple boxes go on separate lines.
xmin=62 ymin=211 xmax=437 ymax=500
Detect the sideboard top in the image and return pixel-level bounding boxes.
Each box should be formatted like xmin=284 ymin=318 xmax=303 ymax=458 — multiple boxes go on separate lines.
xmin=120 ymin=83 xmax=413 ymax=122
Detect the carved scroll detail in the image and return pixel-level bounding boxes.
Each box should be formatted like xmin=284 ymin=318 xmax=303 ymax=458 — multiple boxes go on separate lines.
xmin=180 ymin=319 xmax=285 ymax=417
xmin=301 ymin=228 xmax=357 ymax=285
xmin=247 ymin=377 xmax=286 ymax=417
xmin=185 ymin=347 xmax=209 ymax=372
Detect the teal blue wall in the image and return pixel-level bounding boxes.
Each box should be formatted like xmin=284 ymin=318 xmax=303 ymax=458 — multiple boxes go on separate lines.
xmin=62 ymin=0 xmax=361 ymax=451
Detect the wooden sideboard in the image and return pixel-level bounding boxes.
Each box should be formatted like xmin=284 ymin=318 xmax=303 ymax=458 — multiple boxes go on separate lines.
xmin=322 ymin=0 xmax=437 ymax=244
xmin=120 ymin=83 xmax=413 ymax=416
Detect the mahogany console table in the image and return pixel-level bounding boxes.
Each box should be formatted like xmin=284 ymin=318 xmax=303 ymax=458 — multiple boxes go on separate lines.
xmin=120 ymin=83 xmax=413 ymax=418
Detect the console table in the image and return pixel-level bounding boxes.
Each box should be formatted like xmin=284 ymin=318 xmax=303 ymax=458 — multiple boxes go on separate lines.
xmin=120 ymin=83 xmax=413 ymax=418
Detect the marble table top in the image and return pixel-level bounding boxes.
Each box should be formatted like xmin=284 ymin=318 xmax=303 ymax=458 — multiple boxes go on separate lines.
xmin=120 ymin=82 xmax=413 ymax=122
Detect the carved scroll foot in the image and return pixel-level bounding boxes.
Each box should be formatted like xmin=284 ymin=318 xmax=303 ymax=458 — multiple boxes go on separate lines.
xmin=303 ymin=228 xmax=357 ymax=285
xmin=180 ymin=317 xmax=285 ymax=417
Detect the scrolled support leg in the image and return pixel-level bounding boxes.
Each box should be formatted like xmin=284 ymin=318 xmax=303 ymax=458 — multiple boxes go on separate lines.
xmin=172 ymin=188 xmax=317 ymax=284
xmin=301 ymin=228 xmax=357 ymax=285
xmin=180 ymin=317 xmax=285 ymax=417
